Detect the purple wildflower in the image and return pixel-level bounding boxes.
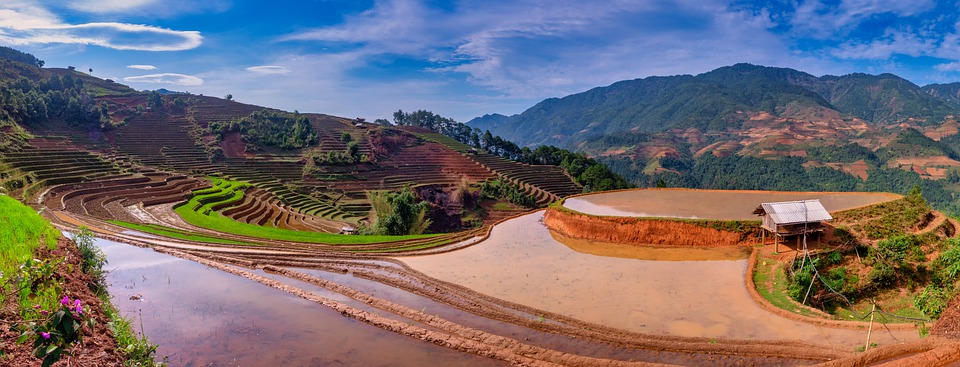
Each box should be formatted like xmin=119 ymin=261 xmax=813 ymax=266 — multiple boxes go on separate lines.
xmin=40 ymin=310 xmax=48 ymax=316
xmin=60 ymin=296 xmax=70 ymax=306
xmin=41 ymin=332 xmax=50 ymax=340
xmin=74 ymin=299 xmax=83 ymax=315
xmin=33 ymin=304 xmax=41 ymax=309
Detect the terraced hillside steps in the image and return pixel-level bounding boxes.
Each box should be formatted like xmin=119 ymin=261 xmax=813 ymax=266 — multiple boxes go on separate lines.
xmin=0 ymin=146 xmax=128 ymax=199
xmin=113 ymin=112 xmax=222 ymax=174
xmin=413 ymin=130 xmax=582 ymax=205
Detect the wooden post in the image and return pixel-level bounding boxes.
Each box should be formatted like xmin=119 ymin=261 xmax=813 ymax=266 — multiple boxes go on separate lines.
xmin=775 ymin=234 xmax=779 ymax=253
xmin=865 ymin=303 xmax=876 ymax=351
xmin=761 ymin=229 xmax=765 ymax=246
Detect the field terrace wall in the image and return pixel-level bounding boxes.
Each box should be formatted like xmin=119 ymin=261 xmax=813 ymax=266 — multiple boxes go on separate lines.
xmin=543 ymin=200 xmax=761 ymax=247
xmin=112 ymin=111 xmax=221 ymax=174
xmin=196 ymin=183 xmax=344 ymax=232
xmin=221 ymin=158 xmax=358 ymax=223
xmin=0 ymin=143 xmax=129 ymax=199
xmin=46 ymin=172 xmax=208 ymax=222
xmin=308 ymin=114 xmax=374 ymax=158
xmin=411 ymin=130 xmax=582 ymax=206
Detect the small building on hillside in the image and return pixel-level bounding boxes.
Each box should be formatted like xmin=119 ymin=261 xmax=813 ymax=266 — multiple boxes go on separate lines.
xmin=752 ymin=199 xmax=832 ymax=249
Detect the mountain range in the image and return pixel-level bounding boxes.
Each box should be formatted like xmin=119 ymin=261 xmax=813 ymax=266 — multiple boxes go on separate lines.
xmin=467 ymin=63 xmax=960 ymax=214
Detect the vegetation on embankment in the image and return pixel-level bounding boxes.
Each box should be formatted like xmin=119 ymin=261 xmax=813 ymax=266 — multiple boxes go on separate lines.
xmin=0 ymin=195 xmax=161 ymax=366
xmin=173 ymin=178 xmax=437 ymax=244
xmin=762 ymin=188 xmax=960 ymax=322
xmin=543 ymin=200 xmax=760 ymax=247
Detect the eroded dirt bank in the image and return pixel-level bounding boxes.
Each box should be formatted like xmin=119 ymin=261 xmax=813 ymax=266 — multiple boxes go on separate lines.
xmin=543 ymin=207 xmax=752 ymax=247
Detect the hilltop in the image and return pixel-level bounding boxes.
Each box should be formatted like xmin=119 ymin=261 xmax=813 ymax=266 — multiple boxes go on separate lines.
xmin=468 ymin=63 xmax=960 ymax=215
xmin=0 ymin=46 xmax=583 ymax=242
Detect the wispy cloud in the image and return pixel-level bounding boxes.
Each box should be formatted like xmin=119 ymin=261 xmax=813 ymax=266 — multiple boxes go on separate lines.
xmin=279 ymin=0 xmax=801 ymax=99
xmin=789 ymin=0 xmax=937 ymax=39
xmin=936 ymin=61 xmax=960 ymax=72
xmin=126 ymin=64 xmax=156 ymax=70
xmin=245 ymin=65 xmax=291 ymax=75
xmin=123 ymin=73 xmax=203 ymax=86
xmin=65 ymin=0 xmax=157 ymax=14
xmin=0 ymin=1 xmax=202 ymax=51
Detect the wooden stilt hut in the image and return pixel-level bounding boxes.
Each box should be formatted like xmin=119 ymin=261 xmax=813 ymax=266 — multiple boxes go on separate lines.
xmin=752 ymin=200 xmax=832 ymax=252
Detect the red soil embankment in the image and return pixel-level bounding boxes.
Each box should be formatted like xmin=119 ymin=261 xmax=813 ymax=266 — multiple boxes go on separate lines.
xmin=543 ymin=207 xmax=751 ymax=247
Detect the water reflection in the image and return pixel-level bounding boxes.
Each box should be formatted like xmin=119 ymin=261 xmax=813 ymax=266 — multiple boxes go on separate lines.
xmin=96 ymin=238 xmax=503 ymax=367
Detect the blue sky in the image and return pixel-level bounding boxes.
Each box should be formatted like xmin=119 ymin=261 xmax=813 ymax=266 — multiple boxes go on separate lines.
xmin=3 ymin=0 xmax=960 ymax=122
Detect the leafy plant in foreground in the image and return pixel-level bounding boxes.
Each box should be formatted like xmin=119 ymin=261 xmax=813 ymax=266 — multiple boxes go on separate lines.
xmin=15 ymin=296 xmax=94 ymax=367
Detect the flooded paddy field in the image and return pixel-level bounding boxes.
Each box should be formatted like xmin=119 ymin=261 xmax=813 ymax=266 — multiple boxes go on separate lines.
xmin=400 ymin=211 xmax=917 ymax=348
xmin=563 ymin=189 xmax=901 ymax=219
xmin=81 ymin=188 xmax=952 ymax=365
xmin=96 ymin=238 xmax=503 ymax=367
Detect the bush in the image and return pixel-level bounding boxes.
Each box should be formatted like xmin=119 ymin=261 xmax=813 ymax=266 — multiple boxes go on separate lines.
xmin=914 ymin=284 xmax=951 ymax=318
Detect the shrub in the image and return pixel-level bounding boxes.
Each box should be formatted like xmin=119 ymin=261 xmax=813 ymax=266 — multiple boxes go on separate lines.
xmin=914 ymin=284 xmax=951 ymax=318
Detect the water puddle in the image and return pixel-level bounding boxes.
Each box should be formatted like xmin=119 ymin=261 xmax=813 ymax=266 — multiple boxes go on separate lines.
xmin=563 ymin=190 xmax=900 ymax=219
xmin=96 ymin=238 xmax=504 ymax=366
xmin=400 ymin=212 xmax=917 ymax=348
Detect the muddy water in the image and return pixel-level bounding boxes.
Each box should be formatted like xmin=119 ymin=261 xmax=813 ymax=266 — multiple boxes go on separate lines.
xmin=400 ymin=212 xmax=918 ymax=348
xmin=563 ymin=189 xmax=900 ymax=219
xmin=96 ymin=238 xmax=504 ymax=367
xmin=258 ymin=267 xmax=817 ymax=367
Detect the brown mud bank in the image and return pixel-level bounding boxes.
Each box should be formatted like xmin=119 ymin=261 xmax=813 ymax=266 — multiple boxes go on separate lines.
xmin=543 ymin=206 xmax=757 ymax=247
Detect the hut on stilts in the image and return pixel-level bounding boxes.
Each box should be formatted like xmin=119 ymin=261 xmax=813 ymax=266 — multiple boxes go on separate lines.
xmin=753 ymin=200 xmax=832 ymax=252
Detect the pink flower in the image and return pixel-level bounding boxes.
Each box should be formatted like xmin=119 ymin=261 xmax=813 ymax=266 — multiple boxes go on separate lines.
xmin=40 ymin=310 xmax=48 ymax=316
xmin=60 ymin=296 xmax=70 ymax=306
xmin=33 ymin=304 xmax=41 ymax=309
xmin=74 ymin=299 xmax=83 ymax=315
xmin=41 ymin=332 xmax=50 ymax=339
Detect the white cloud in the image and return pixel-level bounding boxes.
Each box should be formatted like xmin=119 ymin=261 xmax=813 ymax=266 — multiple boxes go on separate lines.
xmin=280 ymin=0 xmax=804 ymax=99
xmin=127 ymin=64 xmax=156 ymax=70
xmin=65 ymin=0 xmax=157 ymax=14
xmin=245 ymin=65 xmax=291 ymax=75
xmin=123 ymin=73 xmax=203 ymax=86
xmin=789 ymin=0 xmax=936 ymax=38
xmin=0 ymin=2 xmax=202 ymax=51
xmin=936 ymin=61 xmax=960 ymax=72
xmin=831 ymin=29 xmax=936 ymax=59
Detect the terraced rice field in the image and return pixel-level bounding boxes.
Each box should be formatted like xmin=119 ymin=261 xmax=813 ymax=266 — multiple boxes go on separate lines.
xmin=415 ymin=130 xmax=582 ymax=205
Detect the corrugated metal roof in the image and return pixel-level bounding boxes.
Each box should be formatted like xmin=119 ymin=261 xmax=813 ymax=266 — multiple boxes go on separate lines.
xmin=758 ymin=200 xmax=832 ymax=225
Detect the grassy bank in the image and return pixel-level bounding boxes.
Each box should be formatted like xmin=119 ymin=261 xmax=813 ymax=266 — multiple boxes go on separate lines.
xmin=0 ymin=195 xmax=162 ymax=365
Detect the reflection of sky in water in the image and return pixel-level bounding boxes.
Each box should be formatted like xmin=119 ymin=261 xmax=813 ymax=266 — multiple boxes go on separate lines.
xmin=94 ymin=237 xmax=501 ymax=367
xmin=563 ymin=198 xmax=702 ymax=219
xmin=95 ymin=238 xmax=183 ymax=271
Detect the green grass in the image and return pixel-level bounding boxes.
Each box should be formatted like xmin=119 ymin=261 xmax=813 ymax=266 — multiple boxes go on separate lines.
xmin=173 ymin=178 xmax=438 ymax=244
xmin=108 ymin=221 xmax=256 ymax=246
xmin=0 ymin=195 xmax=60 ymax=305
xmin=753 ymin=253 xmax=821 ymax=318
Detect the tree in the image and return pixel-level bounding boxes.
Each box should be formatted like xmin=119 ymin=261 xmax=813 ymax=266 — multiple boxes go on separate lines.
xmin=88 ymin=68 xmax=93 ymax=73
xmin=148 ymin=91 xmax=163 ymax=110
xmin=225 ymin=94 xmax=233 ymax=101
